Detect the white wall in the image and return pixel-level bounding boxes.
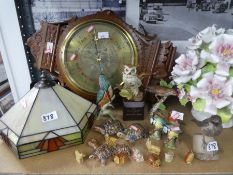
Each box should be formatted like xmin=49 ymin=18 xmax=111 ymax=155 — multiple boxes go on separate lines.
xmin=126 ymin=0 xmax=140 ymax=29
xmin=0 ymin=0 xmax=31 ymax=102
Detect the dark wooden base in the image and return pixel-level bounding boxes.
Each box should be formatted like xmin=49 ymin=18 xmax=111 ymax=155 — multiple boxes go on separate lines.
xmin=123 ymin=100 xmax=144 ymax=121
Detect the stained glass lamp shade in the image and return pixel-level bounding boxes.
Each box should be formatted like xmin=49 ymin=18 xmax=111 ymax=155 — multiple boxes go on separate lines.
xmin=0 ymin=74 xmax=97 ymax=158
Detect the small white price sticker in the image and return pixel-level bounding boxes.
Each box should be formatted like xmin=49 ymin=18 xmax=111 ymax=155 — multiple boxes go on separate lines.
xmin=98 ymin=32 xmax=109 ymax=39
xmin=44 ymin=42 xmax=53 ymax=54
xmin=171 ymin=111 xmax=184 ymax=121
xmin=207 ymin=141 xmax=218 ymax=152
xmin=171 ymin=126 xmax=181 ymax=132
xmin=41 ymin=111 xmax=58 ymax=123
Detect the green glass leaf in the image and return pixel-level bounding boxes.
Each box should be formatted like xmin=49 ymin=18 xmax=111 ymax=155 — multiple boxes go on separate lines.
xmin=202 ymin=63 xmax=216 ymax=74
xmin=229 ymin=68 xmax=233 ymax=77
xmin=177 ymin=84 xmax=183 ymax=89
xmin=184 ymin=84 xmax=191 ymax=92
xmin=217 ymin=108 xmax=232 ymax=123
xmin=158 ymin=103 xmax=166 ymax=110
xmin=179 ymin=98 xmax=188 ymax=106
xmin=200 ymin=42 xmax=210 ymax=51
xmin=160 ymin=79 xmax=173 ymax=89
xmin=192 ymin=99 xmax=206 ymax=111
xmin=119 ymin=89 xmax=133 ymax=100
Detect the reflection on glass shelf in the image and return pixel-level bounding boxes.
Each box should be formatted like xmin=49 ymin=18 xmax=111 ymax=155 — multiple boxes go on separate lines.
xmin=0 ymin=52 xmax=13 ymax=117
xmin=0 ymin=92 xmax=14 ymax=117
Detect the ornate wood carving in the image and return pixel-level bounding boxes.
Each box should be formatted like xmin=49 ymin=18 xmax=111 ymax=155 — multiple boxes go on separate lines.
xmin=27 ymin=10 xmax=176 ymax=97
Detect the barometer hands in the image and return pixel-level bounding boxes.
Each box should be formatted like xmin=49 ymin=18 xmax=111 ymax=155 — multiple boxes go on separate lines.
xmin=93 ymin=28 xmax=104 ymax=73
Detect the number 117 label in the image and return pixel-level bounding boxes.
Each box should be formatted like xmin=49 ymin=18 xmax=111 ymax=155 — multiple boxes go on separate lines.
xmin=41 ymin=111 xmax=58 ymax=123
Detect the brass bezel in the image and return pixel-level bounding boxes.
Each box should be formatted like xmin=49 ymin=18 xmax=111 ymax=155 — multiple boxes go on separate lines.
xmin=58 ymin=19 xmax=138 ymax=100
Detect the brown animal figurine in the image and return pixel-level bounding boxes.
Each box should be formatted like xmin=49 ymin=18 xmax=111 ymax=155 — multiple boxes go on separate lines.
xmin=147 ymin=153 xmax=161 ymax=167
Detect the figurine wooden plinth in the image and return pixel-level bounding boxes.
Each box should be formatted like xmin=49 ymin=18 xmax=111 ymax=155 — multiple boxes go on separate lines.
xmin=123 ymin=100 xmax=144 ymax=121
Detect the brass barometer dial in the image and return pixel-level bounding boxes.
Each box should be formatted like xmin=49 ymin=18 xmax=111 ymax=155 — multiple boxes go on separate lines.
xmin=60 ymin=21 xmax=137 ymax=99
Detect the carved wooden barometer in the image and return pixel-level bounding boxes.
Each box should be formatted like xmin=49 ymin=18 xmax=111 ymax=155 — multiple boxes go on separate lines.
xmin=28 ymin=10 xmax=176 ymax=100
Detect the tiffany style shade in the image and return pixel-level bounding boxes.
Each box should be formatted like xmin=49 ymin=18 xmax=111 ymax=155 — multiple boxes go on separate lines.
xmin=0 ymin=74 xmax=97 ymax=158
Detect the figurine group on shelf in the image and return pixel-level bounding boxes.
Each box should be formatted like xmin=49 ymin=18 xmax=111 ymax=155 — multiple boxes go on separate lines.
xmin=74 ymin=64 xmax=194 ymax=166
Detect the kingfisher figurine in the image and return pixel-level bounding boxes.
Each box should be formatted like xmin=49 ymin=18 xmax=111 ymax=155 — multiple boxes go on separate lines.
xmin=96 ymin=73 xmax=115 ymax=119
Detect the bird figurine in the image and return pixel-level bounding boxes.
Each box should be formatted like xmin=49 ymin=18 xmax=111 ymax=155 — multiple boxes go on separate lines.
xmin=146 ymin=85 xmax=177 ymax=114
xmin=97 ymin=73 xmax=115 ymax=108
xmin=150 ymin=116 xmax=168 ymax=130
xmin=192 ymin=115 xmax=223 ymax=137
xmin=96 ymin=73 xmax=115 ymax=119
xmin=145 ymin=85 xmax=177 ymax=97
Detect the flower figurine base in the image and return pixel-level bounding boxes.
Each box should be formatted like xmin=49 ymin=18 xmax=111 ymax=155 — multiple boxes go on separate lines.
xmin=123 ymin=100 xmax=144 ymax=121
xmin=193 ymin=134 xmax=219 ymax=161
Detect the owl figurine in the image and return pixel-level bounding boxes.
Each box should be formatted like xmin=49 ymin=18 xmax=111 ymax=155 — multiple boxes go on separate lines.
xmin=122 ymin=65 xmax=142 ymax=97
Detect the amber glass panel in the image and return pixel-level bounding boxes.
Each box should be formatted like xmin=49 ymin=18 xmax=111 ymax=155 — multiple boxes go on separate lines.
xmin=48 ymin=139 xmax=58 ymax=152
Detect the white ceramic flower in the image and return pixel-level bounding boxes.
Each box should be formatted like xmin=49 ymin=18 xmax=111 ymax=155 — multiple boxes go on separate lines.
xmin=197 ymin=25 xmax=217 ymax=43
xmin=190 ymin=73 xmax=233 ymax=115
xmin=188 ymin=36 xmax=202 ymax=50
xmin=201 ymin=34 xmax=233 ymax=76
xmin=172 ymin=50 xmax=201 ymax=84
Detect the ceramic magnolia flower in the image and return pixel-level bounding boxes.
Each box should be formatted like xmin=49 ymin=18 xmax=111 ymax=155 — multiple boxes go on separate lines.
xmin=197 ymin=25 xmax=217 ymax=43
xmin=201 ymin=34 xmax=233 ymax=76
xmin=172 ymin=25 xmax=233 ymax=125
xmin=188 ymin=36 xmax=202 ymax=50
xmin=188 ymin=25 xmax=225 ymax=50
xmin=190 ymin=73 xmax=233 ymax=115
xmin=171 ymin=50 xmax=201 ymax=84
